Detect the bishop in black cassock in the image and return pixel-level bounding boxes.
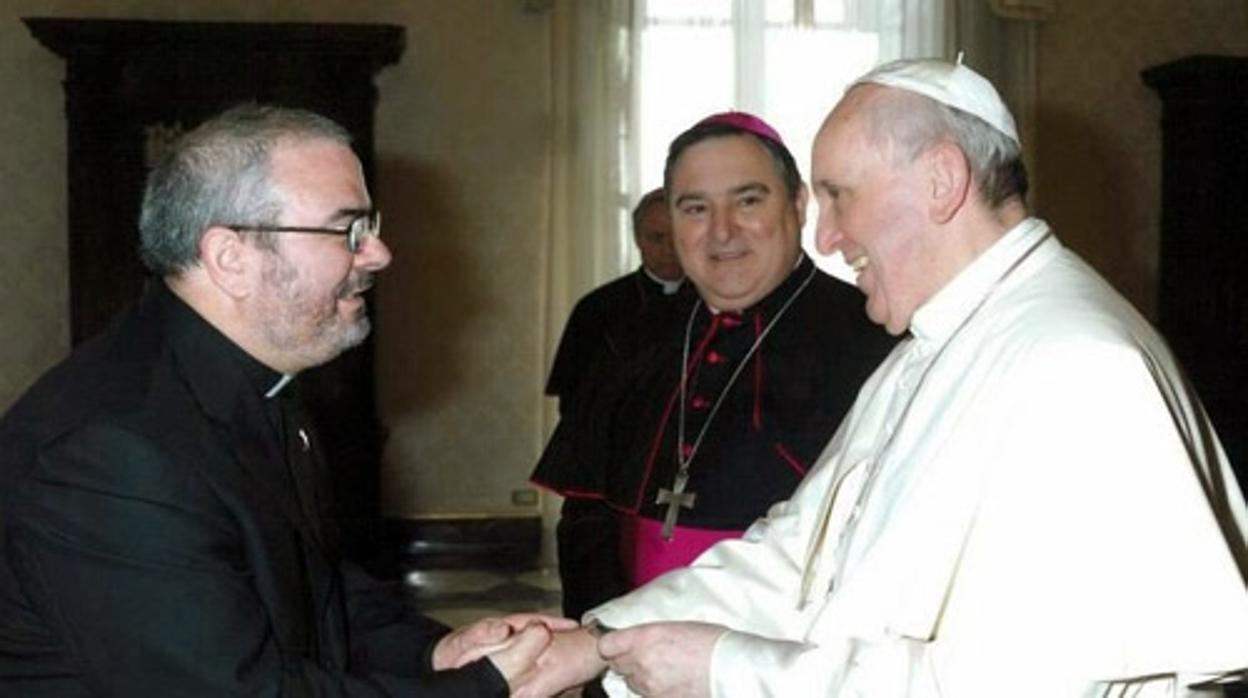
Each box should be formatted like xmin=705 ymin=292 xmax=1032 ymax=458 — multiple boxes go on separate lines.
xmin=533 ymin=110 xmax=897 ymax=622
xmin=534 ymin=254 xmax=895 ymax=614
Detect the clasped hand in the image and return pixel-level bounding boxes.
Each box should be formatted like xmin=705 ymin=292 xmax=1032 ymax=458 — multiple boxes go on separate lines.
xmin=511 ymin=620 xmax=726 ymax=697
xmin=433 ymin=612 xmax=578 ymax=689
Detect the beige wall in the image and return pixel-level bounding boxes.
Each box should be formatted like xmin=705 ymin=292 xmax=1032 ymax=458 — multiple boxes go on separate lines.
xmin=1 ymin=4 xmax=70 ymax=413
xmin=0 ymin=1 xmax=553 ymax=517
xmin=1033 ymin=1 xmax=1248 ymax=317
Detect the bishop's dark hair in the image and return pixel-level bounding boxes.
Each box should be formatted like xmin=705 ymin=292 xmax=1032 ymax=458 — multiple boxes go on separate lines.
xmin=662 ymin=121 xmax=802 ymax=201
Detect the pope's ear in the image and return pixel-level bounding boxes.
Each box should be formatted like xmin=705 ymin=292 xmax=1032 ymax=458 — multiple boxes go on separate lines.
xmin=927 ymin=141 xmax=971 ymax=224
xmin=198 ymin=225 xmax=254 ymax=299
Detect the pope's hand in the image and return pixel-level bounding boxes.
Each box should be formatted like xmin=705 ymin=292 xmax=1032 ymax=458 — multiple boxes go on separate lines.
xmin=510 ymin=626 xmax=606 ymax=698
xmin=599 ymin=621 xmax=726 ymax=698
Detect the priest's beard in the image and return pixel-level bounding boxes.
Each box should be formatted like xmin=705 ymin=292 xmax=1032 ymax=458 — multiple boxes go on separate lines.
xmin=258 ymin=252 xmax=371 ymax=370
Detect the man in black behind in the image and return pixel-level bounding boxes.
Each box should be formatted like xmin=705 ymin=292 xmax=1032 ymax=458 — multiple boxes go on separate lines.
xmin=537 ymin=187 xmax=690 ymax=621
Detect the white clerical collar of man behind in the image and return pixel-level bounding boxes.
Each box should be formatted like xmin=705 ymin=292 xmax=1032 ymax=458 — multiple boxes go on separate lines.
xmin=851 ymin=54 xmax=1019 ymax=145
xmin=642 ymin=266 xmax=684 ymax=295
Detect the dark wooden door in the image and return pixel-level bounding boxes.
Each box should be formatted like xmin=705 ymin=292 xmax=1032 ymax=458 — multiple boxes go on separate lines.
xmin=1143 ymin=55 xmax=1248 ymax=493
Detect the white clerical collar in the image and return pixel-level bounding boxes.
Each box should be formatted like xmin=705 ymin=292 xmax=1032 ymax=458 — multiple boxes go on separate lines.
xmin=642 ymin=266 xmax=684 ymax=295
xmin=265 ymin=373 xmax=295 ymax=399
xmin=909 ymin=217 xmax=1053 ymax=344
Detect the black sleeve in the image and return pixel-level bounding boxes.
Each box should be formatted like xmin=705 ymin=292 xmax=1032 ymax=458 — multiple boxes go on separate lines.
xmin=545 ymin=297 xmax=602 ymax=404
xmin=340 ymin=562 xmax=510 ymax=696
xmin=7 ymin=424 xmax=507 ymax=697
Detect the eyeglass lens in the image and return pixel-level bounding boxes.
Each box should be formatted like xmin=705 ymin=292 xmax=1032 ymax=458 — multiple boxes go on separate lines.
xmin=349 ymin=211 xmax=381 ymax=252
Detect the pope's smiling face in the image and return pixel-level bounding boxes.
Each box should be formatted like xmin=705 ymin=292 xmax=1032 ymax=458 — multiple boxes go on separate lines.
xmin=668 ymin=134 xmax=806 ymax=312
xmin=812 ymin=86 xmax=931 ymax=335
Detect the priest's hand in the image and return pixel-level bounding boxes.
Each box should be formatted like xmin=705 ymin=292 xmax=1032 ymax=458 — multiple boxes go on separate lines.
xmin=510 ymin=626 xmax=606 ymax=698
xmin=432 ymin=613 xmax=577 ymax=670
xmin=599 ymin=621 xmax=725 ymax=698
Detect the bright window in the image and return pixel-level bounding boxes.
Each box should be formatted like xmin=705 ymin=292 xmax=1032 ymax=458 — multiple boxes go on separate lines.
xmin=624 ymin=0 xmax=943 ymax=277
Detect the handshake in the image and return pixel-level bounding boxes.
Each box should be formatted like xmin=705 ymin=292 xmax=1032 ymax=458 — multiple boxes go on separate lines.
xmin=436 ymin=615 xmax=726 ymax=697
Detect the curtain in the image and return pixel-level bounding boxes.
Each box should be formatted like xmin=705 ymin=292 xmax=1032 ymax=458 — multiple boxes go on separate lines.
xmin=859 ymin=0 xmax=950 ymax=61
xmin=539 ymin=0 xmax=635 ymax=562
xmin=542 ymin=0 xmax=634 ymax=427
xmin=950 ymin=0 xmax=1056 ymax=206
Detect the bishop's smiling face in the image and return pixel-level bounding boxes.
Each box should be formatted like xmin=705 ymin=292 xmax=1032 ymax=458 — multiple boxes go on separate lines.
xmin=668 ymin=134 xmax=806 ymax=312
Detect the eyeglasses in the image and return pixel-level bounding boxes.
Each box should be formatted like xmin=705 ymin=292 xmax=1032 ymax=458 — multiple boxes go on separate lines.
xmin=225 ymin=209 xmax=381 ymax=253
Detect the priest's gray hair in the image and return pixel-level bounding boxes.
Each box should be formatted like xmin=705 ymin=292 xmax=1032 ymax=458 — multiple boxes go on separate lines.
xmin=859 ymin=87 xmax=1028 ymax=208
xmin=138 ymin=104 xmax=352 ymax=276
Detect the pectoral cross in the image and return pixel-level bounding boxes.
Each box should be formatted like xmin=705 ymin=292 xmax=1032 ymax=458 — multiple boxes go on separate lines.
xmin=655 ymin=471 xmax=696 ymax=541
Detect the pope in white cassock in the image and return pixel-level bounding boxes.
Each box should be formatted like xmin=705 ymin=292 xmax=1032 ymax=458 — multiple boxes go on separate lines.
xmin=513 ymin=58 xmax=1248 ymax=698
